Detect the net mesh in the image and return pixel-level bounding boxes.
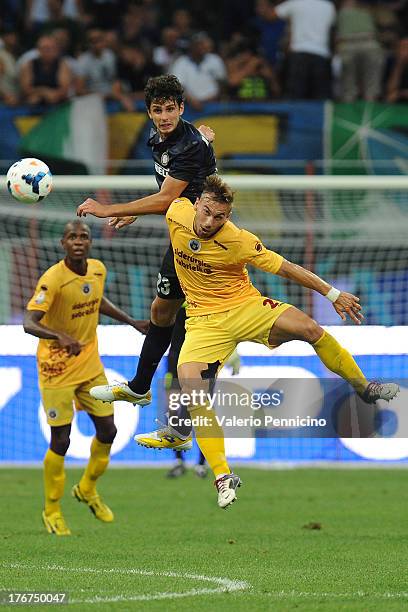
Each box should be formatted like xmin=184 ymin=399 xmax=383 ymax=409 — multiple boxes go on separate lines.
xmin=1 ymin=179 xmax=407 ymax=326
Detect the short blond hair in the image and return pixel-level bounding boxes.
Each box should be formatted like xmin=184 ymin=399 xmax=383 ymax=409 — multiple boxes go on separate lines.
xmin=202 ymin=175 xmax=234 ymax=206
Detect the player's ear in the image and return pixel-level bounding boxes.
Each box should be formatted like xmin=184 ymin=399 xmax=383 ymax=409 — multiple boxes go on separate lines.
xmin=179 ymin=101 xmax=184 ymax=116
xmin=193 ymin=197 xmax=199 ymax=209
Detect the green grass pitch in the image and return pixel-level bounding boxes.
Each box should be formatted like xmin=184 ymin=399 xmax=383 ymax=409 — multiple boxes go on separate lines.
xmin=1 ymin=467 xmax=407 ymax=611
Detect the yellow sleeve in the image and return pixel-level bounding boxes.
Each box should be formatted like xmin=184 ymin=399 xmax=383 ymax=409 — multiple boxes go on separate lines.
xmin=239 ymin=229 xmax=283 ymax=274
xmin=26 ymin=270 xmax=59 ymax=313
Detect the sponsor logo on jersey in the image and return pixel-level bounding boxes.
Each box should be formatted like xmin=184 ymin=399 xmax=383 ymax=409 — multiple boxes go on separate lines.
xmin=188 ymin=239 xmax=201 ymax=253
xmin=82 ymin=283 xmax=91 ymax=294
xmin=35 ymin=291 xmax=46 ymax=304
xmin=155 ymin=162 xmax=169 ymax=177
xmin=161 ymin=151 xmax=169 ymax=166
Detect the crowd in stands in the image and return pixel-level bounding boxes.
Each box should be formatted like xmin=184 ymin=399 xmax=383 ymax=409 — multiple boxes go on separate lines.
xmin=0 ymin=0 xmax=407 ymax=110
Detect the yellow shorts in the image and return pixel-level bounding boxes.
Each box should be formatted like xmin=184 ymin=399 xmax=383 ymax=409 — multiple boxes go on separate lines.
xmin=41 ymin=372 xmax=113 ymax=427
xmin=179 ymin=295 xmax=292 ymax=371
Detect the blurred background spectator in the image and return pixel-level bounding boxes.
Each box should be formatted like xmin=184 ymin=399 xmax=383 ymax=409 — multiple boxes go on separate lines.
xmin=336 ymin=0 xmax=384 ymax=102
xmin=226 ymin=37 xmax=280 ymax=100
xmin=153 ymin=27 xmax=181 ymax=73
xmin=269 ymin=0 xmax=336 ymax=99
xmin=112 ymin=43 xmax=160 ymax=111
xmin=171 ymin=32 xmax=226 ymax=109
xmin=1 ymin=0 xmax=408 ymax=107
xmin=170 ymin=9 xmax=193 ymax=52
xmin=76 ymin=27 xmax=116 ymax=96
xmin=386 ymin=36 xmax=408 ymax=101
xmin=0 ymin=30 xmax=20 ymax=105
xmin=19 ymin=33 xmax=72 ymax=106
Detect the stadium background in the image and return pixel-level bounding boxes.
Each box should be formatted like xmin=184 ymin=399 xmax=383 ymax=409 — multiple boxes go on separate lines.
xmin=1 ymin=0 xmax=408 ymax=466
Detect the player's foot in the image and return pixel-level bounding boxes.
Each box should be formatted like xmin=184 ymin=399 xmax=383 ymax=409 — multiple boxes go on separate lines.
xmin=71 ymin=484 xmax=114 ymax=522
xmin=194 ymin=464 xmax=209 ymax=478
xmin=361 ymin=382 xmax=400 ymax=404
xmin=42 ymin=510 xmax=71 ymax=536
xmin=134 ymin=425 xmax=192 ymax=451
xmin=215 ymin=473 xmax=242 ymax=509
xmin=166 ymin=460 xmax=187 ymax=478
xmin=90 ymin=381 xmax=151 ymax=406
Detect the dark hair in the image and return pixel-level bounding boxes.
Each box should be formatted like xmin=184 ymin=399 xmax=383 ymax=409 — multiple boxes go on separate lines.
xmin=144 ymin=75 xmax=184 ymax=108
xmin=202 ymin=175 xmax=234 ymax=206
xmin=63 ymin=220 xmax=91 ymax=238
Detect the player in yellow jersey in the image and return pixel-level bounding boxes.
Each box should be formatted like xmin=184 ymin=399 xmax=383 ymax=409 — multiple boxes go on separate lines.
xmin=24 ymin=220 xmax=147 ymax=535
xmin=153 ymin=175 xmax=399 ymax=508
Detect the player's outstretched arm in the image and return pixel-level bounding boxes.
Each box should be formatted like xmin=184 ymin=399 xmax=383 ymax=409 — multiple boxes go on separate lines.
xmin=276 ymin=259 xmax=364 ymax=325
xmin=99 ymin=296 xmax=149 ymax=334
xmin=76 ymin=176 xmax=189 ymax=222
xmin=23 ymin=310 xmax=82 ymax=355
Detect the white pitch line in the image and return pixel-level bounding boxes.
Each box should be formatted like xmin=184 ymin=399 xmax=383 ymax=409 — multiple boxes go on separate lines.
xmin=2 ymin=563 xmax=250 ymax=604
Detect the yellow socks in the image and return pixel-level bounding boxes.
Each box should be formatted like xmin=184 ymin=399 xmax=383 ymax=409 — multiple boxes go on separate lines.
xmin=189 ymin=403 xmax=230 ymax=478
xmin=79 ymin=437 xmax=112 ymax=497
xmin=313 ymin=330 xmax=368 ymax=395
xmin=43 ymin=449 xmax=65 ymax=516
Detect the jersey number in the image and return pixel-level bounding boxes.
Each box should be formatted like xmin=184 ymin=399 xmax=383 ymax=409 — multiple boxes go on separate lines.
xmin=157 ymin=273 xmax=171 ymax=296
xmin=263 ymin=298 xmax=279 ymax=309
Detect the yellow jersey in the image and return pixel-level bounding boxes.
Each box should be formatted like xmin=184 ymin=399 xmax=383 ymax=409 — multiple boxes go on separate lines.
xmin=166 ymin=198 xmax=283 ymax=316
xmin=27 ymin=258 xmax=106 ymax=388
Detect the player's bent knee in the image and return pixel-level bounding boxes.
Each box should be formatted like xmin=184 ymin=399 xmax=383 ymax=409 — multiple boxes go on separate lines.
xmin=97 ymin=423 xmax=117 ymax=445
xmin=50 ymin=434 xmax=70 ymax=456
xmin=303 ymin=319 xmax=324 ymax=344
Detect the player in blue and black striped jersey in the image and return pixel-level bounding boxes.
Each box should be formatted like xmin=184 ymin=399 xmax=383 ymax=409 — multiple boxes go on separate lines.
xmin=77 ymin=75 xmax=217 ymax=408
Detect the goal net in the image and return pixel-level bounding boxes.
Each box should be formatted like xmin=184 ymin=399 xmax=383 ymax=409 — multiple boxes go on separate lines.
xmin=1 ymin=175 xmax=408 ymax=464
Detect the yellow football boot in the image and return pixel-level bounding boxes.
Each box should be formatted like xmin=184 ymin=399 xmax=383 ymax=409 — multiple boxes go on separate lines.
xmin=134 ymin=427 xmax=192 ymax=451
xmin=71 ymin=484 xmax=114 ymax=522
xmin=42 ymin=511 xmax=71 ymax=536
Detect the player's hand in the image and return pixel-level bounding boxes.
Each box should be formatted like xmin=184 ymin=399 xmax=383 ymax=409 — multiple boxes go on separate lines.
xmin=108 ymin=216 xmax=138 ymax=229
xmin=198 ymin=124 xmax=215 ymax=143
xmin=77 ymin=198 xmax=110 ymax=218
xmin=130 ymin=319 xmax=150 ymax=335
xmin=57 ymin=333 xmax=82 ymax=356
xmin=332 ymin=292 xmax=364 ymax=325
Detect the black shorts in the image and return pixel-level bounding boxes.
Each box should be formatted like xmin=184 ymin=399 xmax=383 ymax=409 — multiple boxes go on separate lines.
xmin=157 ymin=244 xmax=185 ymax=300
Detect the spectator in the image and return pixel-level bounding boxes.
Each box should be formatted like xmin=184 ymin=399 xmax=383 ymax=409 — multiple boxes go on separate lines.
xmin=119 ymin=5 xmax=152 ymax=51
xmin=219 ymin=0 xmax=254 ymax=41
xmin=82 ymin=0 xmax=123 ymax=30
xmin=0 ymin=30 xmax=20 ymax=105
xmin=336 ymin=0 xmax=384 ymax=102
xmin=112 ymin=44 xmax=160 ymax=111
xmin=226 ymin=39 xmax=280 ymax=100
xmin=252 ymin=0 xmax=286 ymax=67
xmin=76 ymin=27 xmax=116 ymax=96
xmin=171 ymin=9 xmax=194 ymax=52
xmin=19 ymin=34 xmax=72 ymax=105
xmin=153 ymin=27 xmax=181 ymax=73
xmin=25 ymin=0 xmax=82 ymax=34
xmin=171 ymin=32 xmax=226 ymax=110
xmin=267 ymin=0 xmax=336 ymax=99
xmin=386 ymin=37 xmax=408 ymax=102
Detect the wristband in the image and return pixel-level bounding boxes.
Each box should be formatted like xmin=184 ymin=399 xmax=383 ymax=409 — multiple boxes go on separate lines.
xmin=325 ymin=287 xmax=341 ymax=303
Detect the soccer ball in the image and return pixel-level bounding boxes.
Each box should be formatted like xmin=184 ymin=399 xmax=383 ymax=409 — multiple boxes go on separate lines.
xmin=6 ymin=158 xmax=52 ymax=203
